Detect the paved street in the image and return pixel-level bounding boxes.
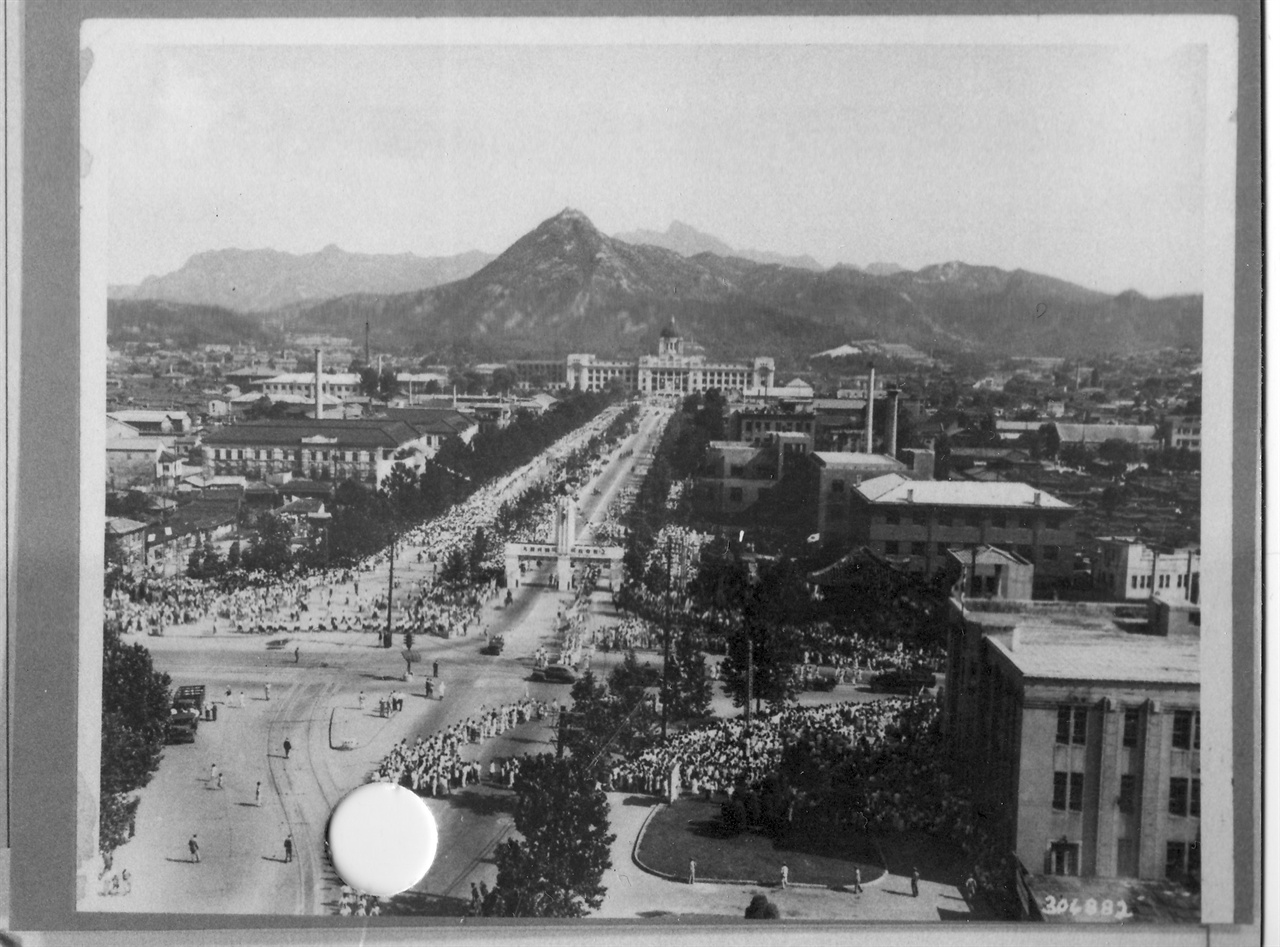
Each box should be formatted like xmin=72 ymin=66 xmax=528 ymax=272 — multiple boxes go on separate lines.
xmin=90 ymin=405 xmax=668 ymax=914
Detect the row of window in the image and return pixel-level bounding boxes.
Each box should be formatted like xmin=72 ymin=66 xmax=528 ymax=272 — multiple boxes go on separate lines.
xmin=1056 ymin=707 xmax=1199 ymax=750
xmin=882 ymin=511 xmax=1044 ymax=529
xmin=212 ymin=447 xmax=385 ymax=463
xmin=884 ymin=540 xmax=1059 ymax=559
xmin=1052 ymin=772 xmax=1200 ymax=817
xmin=1130 ymin=572 xmax=1195 ymax=590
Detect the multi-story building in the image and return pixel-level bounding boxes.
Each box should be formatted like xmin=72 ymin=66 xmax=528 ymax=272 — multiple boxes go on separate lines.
xmin=945 ymin=600 xmax=1200 ymax=895
xmin=566 ymin=322 xmax=775 ymax=395
xmin=693 ymin=441 xmax=780 ymax=516
xmin=846 ymin=474 xmax=1075 ymax=583
xmin=510 ymin=360 xmax=566 ymax=390
xmin=731 ymin=405 xmax=816 ymax=447
xmin=1093 ymin=538 xmax=1200 ymax=603
xmin=202 ymin=418 xmax=436 ymax=486
xmin=808 ymin=453 xmax=910 ymax=539
xmin=948 ymin=544 xmax=1034 ymax=600
xmin=261 ymin=371 xmax=363 ymax=400
xmin=1161 ymin=415 xmax=1202 ymax=452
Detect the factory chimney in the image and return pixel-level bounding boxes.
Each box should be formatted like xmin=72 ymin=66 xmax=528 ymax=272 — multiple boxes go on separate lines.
xmin=314 ymin=349 xmax=323 ymax=420
xmin=865 ymin=364 xmax=876 ymax=453
xmin=886 ymin=388 xmax=900 ymax=459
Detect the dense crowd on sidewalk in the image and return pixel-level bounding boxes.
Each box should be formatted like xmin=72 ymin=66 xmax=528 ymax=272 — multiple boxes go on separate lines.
xmin=369 ymin=697 xmax=551 ymax=796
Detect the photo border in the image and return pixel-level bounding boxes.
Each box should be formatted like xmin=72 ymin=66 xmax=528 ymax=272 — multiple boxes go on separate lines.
xmin=8 ymin=1 xmax=1262 ymax=941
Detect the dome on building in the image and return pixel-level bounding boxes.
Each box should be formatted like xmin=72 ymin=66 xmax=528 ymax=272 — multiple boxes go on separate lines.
xmin=659 ymin=318 xmax=680 ymax=339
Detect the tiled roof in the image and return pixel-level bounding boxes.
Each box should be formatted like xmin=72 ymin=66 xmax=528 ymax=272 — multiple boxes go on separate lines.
xmin=105 ymin=516 xmax=148 ymax=536
xmin=377 ymin=408 xmax=478 ymax=437
xmin=106 ymin=438 xmax=162 ymax=453
xmin=854 ymin=473 xmax=1072 ymax=509
xmin=1053 ymin=423 xmax=1158 ymax=445
xmin=946 ymin=544 xmax=1032 ymax=566
xmin=203 ymin=418 xmax=424 ymax=449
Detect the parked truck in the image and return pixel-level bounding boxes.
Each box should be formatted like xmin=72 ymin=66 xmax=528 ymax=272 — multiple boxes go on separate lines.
xmin=167 ymin=685 xmax=206 ymax=744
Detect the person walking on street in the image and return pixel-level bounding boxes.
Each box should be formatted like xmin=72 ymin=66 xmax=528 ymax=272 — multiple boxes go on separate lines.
xmin=210 ymin=762 xmax=218 ymax=783
xmin=283 ymin=737 xmax=292 ymax=759
xmin=780 ymin=863 xmax=789 ymax=889
xmin=852 ymin=866 xmax=863 ymax=894
xmin=284 ymin=834 xmax=293 ymax=863
xmin=294 ymin=646 xmax=300 ymax=664
xmin=188 ymin=834 xmax=200 ymax=863
xmin=255 ymin=781 xmax=262 ymax=806
xmin=265 ymin=682 xmax=271 ymax=701
xmin=911 ymin=867 xmax=920 ymax=897
xmin=688 ymin=859 xmax=697 ymax=885
xmin=965 ymin=874 xmax=978 ymax=902
xmin=216 ymin=771 xmax=224 ymax=790
xmin=433 ymin=660 xmax=439 ymax=679
xmin=239 ymin=690 xmax=246 ymax=708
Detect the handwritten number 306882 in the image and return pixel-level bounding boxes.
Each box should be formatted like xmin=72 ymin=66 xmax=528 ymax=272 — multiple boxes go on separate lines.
xmin=1042 ymin=895 xmax=1133 ymax=920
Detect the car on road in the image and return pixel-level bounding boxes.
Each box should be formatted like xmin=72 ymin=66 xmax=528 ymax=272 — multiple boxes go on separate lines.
xmin=868 ymin=669 xmax=937 ymax=694
xmin=532 ymin=664 xmax=577 ymax=684
xmin=482 ymin=634 xmax=505 ymax=656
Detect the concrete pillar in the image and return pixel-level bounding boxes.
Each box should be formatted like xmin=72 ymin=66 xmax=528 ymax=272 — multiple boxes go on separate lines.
xmin=1092 ymin=698 xmax=1122 ymax=876
xmin=556 ymin=555 xmax=572 ymax=590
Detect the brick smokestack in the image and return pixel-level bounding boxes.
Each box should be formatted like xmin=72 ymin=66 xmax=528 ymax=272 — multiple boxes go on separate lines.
xmin=865 ymin=364 xmax=876 ymax=453
xmin=887 ymin=388 xmax=900 ymax=459
xmin=314 ymin=349 xmax=323 ymax=420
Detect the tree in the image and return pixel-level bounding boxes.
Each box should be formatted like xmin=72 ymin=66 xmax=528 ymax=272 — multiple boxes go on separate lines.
xmin=492 ymin=755 xmax=614 ymax=917
xmin=668 ymin=627 xmax=711 ymax=721
xmin=100 ymin=623 xmax=171 ymax=856
xmin=241 ymin=512 xmax=293 ymax=575
xmin=1098 ymin=438 xmax=1140 ymax=466
xmin=721 ymin=558 xmax=808 ymax=713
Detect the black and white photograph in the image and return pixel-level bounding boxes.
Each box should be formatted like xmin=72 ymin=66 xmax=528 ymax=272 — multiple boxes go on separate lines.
xmin=72 ymin=11 xmax=1246 ymax=930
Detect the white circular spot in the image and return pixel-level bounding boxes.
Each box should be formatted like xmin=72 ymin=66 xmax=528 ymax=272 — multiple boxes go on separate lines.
xmin=328 ymin=783 xmax=438 ymax=897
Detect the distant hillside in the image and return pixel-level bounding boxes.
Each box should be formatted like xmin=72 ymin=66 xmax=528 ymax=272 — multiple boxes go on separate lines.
xmin=108 ymin=299 xmax=285 ymax=349
xmin=274 ymin=209 xmax=1199 ymax=361
xmin=614 ymin=220 xmax=825 ymax=271
xmin=112 ymin=245 xmax=495 ymax=312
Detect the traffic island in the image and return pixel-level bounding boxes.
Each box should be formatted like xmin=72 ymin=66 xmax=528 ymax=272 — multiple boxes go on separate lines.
xmin=634 ymin=798 xmax=886 ymax=888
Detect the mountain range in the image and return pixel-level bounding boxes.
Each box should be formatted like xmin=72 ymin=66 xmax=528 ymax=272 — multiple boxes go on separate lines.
xmin=108 ymin=208 xmax=1201 ymax=361
xmin=613 ymin=220 xmax=825 ymax=271
xmin=110 ymin=245 xmax=496 ymax=313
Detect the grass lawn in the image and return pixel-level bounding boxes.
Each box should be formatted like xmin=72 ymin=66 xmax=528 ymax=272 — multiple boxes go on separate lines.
xmin=636 ymin=798 xmax=885 ymax=888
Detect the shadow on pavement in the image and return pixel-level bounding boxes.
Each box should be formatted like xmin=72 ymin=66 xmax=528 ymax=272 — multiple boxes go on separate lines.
xmin=382 ymin=890 xmax=470 ymax=917
xmin=441 ymin=789 xmax=517 ymax=818
xmin=937 ymin=907 xmax=976 ymax=921
xmin=621 ymin=795 xmax=659 ymax=807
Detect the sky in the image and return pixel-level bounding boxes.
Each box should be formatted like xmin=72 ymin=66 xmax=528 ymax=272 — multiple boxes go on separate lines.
xmin=100 ymin=33 xmax=1209 ymax=296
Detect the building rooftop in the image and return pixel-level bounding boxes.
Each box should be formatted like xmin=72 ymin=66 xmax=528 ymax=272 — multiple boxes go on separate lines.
xmin=266 ymin=372 xmax=362 ymax=386
xmin=986 ymin=620 xmax=1198 ymax=685
xmin=1053 ymin=422 xmax=1159 ymax=445
xmin=854 ymin=473 xmax=1072 ymax=509
xmin=106 ymin=438 xmax=162 ymax=453
xmin=105 ymin=516 xmax=148 ymax=536
xmin=203 ymin=418 xmax=426 ymax=449
xmin=947 ymin=544 xmax=1032 ymax=567
xmin=812 ymin=452 xmax=905 ymax=469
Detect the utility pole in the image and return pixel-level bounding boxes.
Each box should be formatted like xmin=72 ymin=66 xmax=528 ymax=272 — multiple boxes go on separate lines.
xmin=745 ymin=635 xmax=753 ymax=732
xmin=662 ymin=536 xmax=673 ymax=741
xmin=385 ymin=510 xmax=396 ymax=649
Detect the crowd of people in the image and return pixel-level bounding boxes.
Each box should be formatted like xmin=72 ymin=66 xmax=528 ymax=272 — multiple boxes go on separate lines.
xmin=369 ymin=697 xmax=550 ymax=796
xmin=104 ymin=403 xmax=634 ymax=640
